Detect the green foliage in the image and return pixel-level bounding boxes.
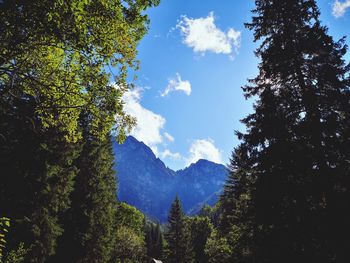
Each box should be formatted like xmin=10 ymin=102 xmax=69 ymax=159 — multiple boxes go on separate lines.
xmin=145 ymin=222 xmax=164 ymax=260
xmin=110 ymin=202 xmax=147 ymax=262
xmin=0 ymin=217 xmax=10 ymax=260
xmin=0 ymin=219 xmax=28 ymax=263
xmin=186 ymin=216 xmax=213 ymax=263
xmin=115 ymin=202 xmax=146 ymax=236
xmin=0 ymin=100 xmax=80 ymax=262
xmin=0 ymin=0 xmax=159 ymax=142
xmin=165 ymin=196 xmax=193 ymax=263
xmin=204 ymin=230 xmax=232 ymax=263
xmin=199 ymin=204 xmax=221 ymax=229
xmin=0 ymin=0 xmax=158 ymax=261
xmin=112 ymin=225 xmax=146 ymax=263
xmin=53 ymin=134 xmax=117 ymax=263
xmin=3 ymin=243 xmax=28 ymax=263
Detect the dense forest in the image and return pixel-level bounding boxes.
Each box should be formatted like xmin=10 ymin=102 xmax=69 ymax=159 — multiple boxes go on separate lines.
xmin=1 ymin=0 xmax=349 ymax=262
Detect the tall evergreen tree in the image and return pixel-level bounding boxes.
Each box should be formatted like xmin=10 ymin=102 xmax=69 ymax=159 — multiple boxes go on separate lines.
xmin=221 ymin=0 xmax=350 ymax=262
xmin=0 ymin=1 xmax=159 ymax=261
xmin=0 ymin=94 xmax=80 ymax=262
xmin=146 ymin=222 xmax=164 ymax=260
xmin=53 ymin=123 xmax=118 ymax=263
xmin=165 ymin=196 xmax=193 ymax=263
xmin=187 ymin=216 xmax=213 ymax=263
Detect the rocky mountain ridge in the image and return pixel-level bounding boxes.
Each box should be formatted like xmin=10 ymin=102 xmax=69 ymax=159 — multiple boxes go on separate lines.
xmin=113 ymin=136 xmax=228 ymax=222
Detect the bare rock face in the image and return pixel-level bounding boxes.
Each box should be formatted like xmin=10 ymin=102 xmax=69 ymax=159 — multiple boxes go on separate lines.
xmin=114 ymin=136 xmax=228 ymax=222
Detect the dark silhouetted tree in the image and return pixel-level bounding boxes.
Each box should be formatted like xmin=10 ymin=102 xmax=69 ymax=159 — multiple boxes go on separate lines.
xmin=187 ymin=216 xmax=213 ymax=263
xmin=221 ymin=0 xmax=350 ymax=262
xmin=146 ymin=222 xmax=164 ymax=260
xmin=165 ymin=196 xmax=193 ymax=263
xmin=0 ymin=94 xmax=80 ymax=262
xmin=53 ymin=131 xmax=117 ymax=263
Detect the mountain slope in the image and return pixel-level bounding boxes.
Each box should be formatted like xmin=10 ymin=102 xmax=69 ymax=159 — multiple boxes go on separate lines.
xmin=113 ymin=136 xmax=227 ymax=222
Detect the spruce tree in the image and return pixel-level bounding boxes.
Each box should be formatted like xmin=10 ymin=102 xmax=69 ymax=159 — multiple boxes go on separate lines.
xmin=53 ymin=125 xmax=118 ymax=263
xmin=165 ymin=196 xmax=193 ymax=263
xmin=146 ymin=222 xmax=164 ymax=260
xmin=222 ymin=0 xmax=350 ymax=262
xmin=0 ymin=94 xmax=80 ymax=262
xmin=1 ymin=0 xmax=159 ymax=261
xmin=187 ymin=216 xmax=213 ymax=263
xmin=154 ymin=223 xmax=164 ymax=259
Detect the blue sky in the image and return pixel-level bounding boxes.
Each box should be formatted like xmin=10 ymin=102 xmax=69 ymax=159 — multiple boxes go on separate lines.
xmin=122 ymin=0 xmax=350 ymax=171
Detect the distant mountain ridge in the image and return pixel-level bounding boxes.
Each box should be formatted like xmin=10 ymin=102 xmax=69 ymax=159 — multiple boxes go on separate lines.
xmin=113 ymin=136 xmax=228 ymax=222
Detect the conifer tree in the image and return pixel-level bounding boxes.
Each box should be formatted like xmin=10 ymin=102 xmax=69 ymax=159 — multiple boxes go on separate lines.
xmin=165 ymin=196 xmax=193 ymax=263
xmin=187 ymin=216 xmax=213 ymax=263
xmin=53 ymin=125 xmax=118 ymax=263
xmin=1 ymin=0 xmax=159 ymax=261
xmin=221 ymin=0 xmax=350 ymax=262
xmin=0 ymin=95 xmax=80 ymax=262
xmin=146 ymin=222 xmax=164 ymax=260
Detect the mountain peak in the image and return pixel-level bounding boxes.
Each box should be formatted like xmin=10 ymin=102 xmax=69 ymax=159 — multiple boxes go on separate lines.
xmin=113 ymin=136 xmax=228 ymax=222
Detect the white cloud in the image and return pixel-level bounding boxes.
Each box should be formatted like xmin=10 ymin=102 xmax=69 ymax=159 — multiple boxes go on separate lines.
xmin=121 ymin=87 xmax=224 ymax=168
xmin=164 ymin=132 xmax=175 ymax=142
xmin=186 ymin=139 xmax=223 ymax=166
xmin=177 ymin=12 xmax=241 ymax=58
xmin=122 ymin=87 xmax=181 ymax=162
xmin=160 ymin=149 xmax=182 ymax=160
xmin=123 ymin=88 xmax=165 ymax=147
xmin=161 ymin=73 xmax=192 ymax=97
xmin=332 ymin=0 xmax=350 ymax=17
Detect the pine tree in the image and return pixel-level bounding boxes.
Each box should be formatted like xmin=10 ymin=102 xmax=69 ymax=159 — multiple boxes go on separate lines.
xmin=219 ymin=150 xmax=253 ymax=261
xmin=187 ymin=216 xmax=213 ymax=263
xmin=221 ymin=0 xmax=350 ymax=262
xmin=53 ymin=129 xmax=118 ymax=263
xmin=146 ymin=222 xmax=164 ymax=260
xmin=219 ymin=166 xmax=237 ymax=234
xmin=165 ymin=196 xmax=193 ymax=263
xmin=154 ymin=223 xmax=164 ymax=259
xmin=1 ymin=0 xmax=159 ymax=261
xmin=0 ymin=94 xmax=80 ymax=262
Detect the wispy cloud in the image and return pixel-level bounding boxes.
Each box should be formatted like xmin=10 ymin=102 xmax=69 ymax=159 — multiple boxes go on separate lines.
xmin=164 ymin=132 xmax=175 ymax=142
xmin=161 ymin=73 xmax=192 ymax=97
xmin=332 ymin=0 xmax=350 ymax=17
xmin=177 ymin=12 xmax=241 ymax=58
xmin=160 ymin=149 xmax=182 ymax=160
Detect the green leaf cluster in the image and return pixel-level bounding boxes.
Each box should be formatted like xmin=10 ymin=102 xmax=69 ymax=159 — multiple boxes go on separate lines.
xmin=0 ymin=0 xmax=159 ymax=142
xmin=0 ymin=0 xmax=158 ymax=261
xmin=110 ymin=202 xmax=147 ymax=262
xmin=0 ymin=217 xmax=10 ymax=260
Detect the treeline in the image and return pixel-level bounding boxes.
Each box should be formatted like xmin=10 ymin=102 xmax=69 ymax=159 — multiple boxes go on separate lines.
xmin=161 ymin=196 xmax=223 ymax=263
xmin=0 ymin=0 xmax=159 ymax=262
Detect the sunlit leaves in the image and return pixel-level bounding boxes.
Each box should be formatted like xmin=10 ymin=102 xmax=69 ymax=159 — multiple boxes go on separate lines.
xmin=0 ymin=0 xmax=159 ymax=142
